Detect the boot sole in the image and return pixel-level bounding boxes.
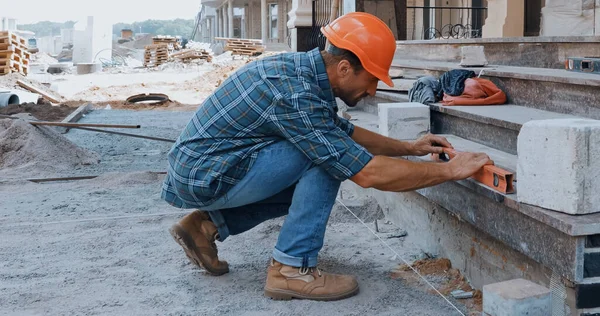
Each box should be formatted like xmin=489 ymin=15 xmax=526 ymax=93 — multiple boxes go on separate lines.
xmin=169 ymin=224 xmax=229 ymax=276
xmin=264 ymin=285 xmax=359 ymax=301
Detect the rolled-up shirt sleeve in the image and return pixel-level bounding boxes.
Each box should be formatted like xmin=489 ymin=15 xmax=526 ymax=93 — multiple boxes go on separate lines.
xmin=270 ymin=91 xmax=373 ymax=181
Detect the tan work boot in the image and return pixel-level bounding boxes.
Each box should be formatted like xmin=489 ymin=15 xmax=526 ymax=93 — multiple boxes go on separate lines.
xmin=169 ymin=210 xmax=229 ymax=276
xmin=264 ymin=259 xmax=359 ymax=301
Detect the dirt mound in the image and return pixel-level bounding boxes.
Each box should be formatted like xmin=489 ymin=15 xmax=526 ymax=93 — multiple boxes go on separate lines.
xmin=0 ymin=103 xmax=76 ymax=122
xmin=0 ymin=119 xmax=100 ymax=178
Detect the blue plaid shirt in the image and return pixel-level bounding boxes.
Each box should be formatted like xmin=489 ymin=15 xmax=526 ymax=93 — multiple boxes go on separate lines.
xmin=162 ymin=48 xmax=373 ymax=208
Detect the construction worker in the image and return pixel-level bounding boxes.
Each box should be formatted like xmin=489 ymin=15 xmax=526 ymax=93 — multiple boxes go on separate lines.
xmin=162 ymin=12 xmax=490 ymax=301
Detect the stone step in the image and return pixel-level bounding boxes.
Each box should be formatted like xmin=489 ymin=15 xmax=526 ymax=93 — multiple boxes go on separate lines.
xmin=390 ymin=60 xmax=600 ymax=120
xmin=357 ymin=92 xmax=585 ymax=155
xmin=395 ymin=36 xmax=600 ymax=69
xmin=357 ymin=91 xmax=410 ymax=116
xmin=429 ymin=103 xmax=582 ymax=155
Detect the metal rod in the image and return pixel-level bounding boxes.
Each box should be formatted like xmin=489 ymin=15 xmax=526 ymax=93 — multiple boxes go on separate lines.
xmin=28 ymin=176 xmax=99 ymax=183
xmin=1 ymin=114 xmax=172 ymax=143
xmin=27 ymin=172 xmax=167 ymax=183
xmin=71 ymin=126 xmax=176 ymax=143
xmin=1 ymin=115 xmax=140 ymax=128
xmin=29 ymin=122 xmax=141 ymax=129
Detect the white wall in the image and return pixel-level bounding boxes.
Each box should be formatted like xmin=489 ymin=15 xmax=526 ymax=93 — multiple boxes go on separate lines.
xmin=541 ymin=0 xmax=599 ymax=36
xmin=61 ymin=29 xmax=74 ymax=45
xmin=37 ymin=36 xmax=63 ymax=55
xmin=72 ymin=16 xmax=112 ymax=64
xmin=1 ymin=17 xmax=17 ymax=31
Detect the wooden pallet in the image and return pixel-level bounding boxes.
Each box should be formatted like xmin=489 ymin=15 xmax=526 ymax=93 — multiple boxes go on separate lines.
xmin=0 ymin=31 xmax=30 ymax=76
xmin=217 ymin=37 xmax=266 ymax=56
xmin=144 ymin=44 xmax=170 ymax=67
xmin=170 ymin=49 xmax=212 ymax=62
xmin=152 ymin=36 xmax=180 ymax=52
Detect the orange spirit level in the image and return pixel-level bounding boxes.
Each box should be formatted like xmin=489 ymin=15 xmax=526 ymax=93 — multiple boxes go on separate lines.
xmin=433 ymin=148 xmax=515 ymax=194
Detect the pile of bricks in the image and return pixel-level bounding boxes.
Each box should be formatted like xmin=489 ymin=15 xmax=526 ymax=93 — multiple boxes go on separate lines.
xmin=170 ymin=49 xmax=213 ymax=62
xmin=217 ymin=37 xmax=265 ymax=56
xmin=0 ymin=31 xmax=30 ymax=76
xmin=144 ymin=44 xmax=169 ymax=67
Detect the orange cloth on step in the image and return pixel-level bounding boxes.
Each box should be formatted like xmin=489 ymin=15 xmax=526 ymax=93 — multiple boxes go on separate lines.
xmin=441 ymin=77 xmax=507 ymax=106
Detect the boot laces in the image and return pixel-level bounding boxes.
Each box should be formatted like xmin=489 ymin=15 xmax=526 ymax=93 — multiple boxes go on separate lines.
xmin=299 ymin=266 xmax=322 ymax=277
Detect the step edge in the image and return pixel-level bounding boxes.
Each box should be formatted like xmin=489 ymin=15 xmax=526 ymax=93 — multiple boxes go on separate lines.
xmin=390 ymin=61 xmax=600 ymax=87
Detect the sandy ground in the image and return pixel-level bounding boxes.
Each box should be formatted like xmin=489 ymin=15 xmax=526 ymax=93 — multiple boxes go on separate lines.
xmin=25 ymin=52 xmax=252 ymax=107
xmin=0 ymin=109 xmax=474 ymax=315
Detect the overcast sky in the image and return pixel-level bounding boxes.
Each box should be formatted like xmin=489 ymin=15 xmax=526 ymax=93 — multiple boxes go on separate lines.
xmin=6 ymin=0 xmax=201 ymax=24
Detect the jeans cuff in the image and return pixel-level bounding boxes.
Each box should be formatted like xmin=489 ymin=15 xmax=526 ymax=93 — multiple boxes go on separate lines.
xmin=206 ymin=210 xmax=230 ymax=242
xmin=272 ymin=248 xmax=318 ymax=268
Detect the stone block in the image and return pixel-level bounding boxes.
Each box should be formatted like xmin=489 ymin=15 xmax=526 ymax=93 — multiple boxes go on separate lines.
xmin=517 ymin=119 xmax=600 ymax=215
xmin=460 ymin=45 xmax=488 ymax=67
xmin=378 ymin=102 xmax=429 ymax=140
xmin=483 ymin=278 xmax=551 ymax=316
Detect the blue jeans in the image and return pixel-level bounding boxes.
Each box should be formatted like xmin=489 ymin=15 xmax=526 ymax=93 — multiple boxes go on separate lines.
xmin=200 ymin=140 xmax=341 ymax=268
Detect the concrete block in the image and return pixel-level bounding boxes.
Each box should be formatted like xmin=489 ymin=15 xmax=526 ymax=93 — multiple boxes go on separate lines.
xmin=460 ymin=45 xmax=488 ymax=67
xmin=378 ymin=102 xmax=429 ymax=140
xmin=483 ymin=278 xmax=551 ymax=316
xmin=517 ymin=119 xmax=600 ymax=215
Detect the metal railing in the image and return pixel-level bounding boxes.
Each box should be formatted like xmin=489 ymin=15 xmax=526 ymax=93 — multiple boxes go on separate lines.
xmin=407 ymin=6 xmax=487 ymax=40
xmin=307 ymin=0 xmax=333 ymax=50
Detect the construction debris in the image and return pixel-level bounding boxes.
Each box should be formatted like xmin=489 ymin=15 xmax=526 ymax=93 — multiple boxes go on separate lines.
xmin=0 ymin=31 xmax=31 ymax=76
xmin=144 ymin=44 xmax=169 ymax=67
xmin=216 ymin=37 xmax=266 ymax=56
xmin=17 ymin=80 xmax=60 ymax=103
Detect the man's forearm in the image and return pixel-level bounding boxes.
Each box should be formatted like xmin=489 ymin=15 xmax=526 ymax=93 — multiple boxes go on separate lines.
xmin=351 ymin=126 xmax=413 ymax=156
xmin=350 ymin=156 xmax=454 ymax=192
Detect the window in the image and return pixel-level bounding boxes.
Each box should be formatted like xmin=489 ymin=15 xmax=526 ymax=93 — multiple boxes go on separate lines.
xmin=269 ymin=3 xmax=278 ymax=39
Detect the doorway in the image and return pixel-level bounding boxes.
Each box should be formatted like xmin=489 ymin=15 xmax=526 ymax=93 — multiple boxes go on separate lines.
xmin=524 ymin=0 xmax=544 ymax=36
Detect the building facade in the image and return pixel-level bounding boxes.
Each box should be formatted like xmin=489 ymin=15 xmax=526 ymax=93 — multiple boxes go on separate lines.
xmin=194 ymin=0 xmax=599 ymax=50
xmin=195 ymin=0 xmax=292 ymax=49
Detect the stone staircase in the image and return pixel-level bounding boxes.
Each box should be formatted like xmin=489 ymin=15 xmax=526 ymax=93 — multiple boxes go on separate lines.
xmin=346 ymin=38 xmax=600 ymax=316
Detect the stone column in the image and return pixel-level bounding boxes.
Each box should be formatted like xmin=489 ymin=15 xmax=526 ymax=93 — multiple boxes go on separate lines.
xmin=221 ymin=7 xmax=227 ymax=37
xmin=482 ymin=0 xmax=524 ymax=37
xmin=213 ymin=9 xmax=221 ymax=37
xmin=287 ymin=0 xmax=312 ymax=51
xmin=260 ymin=0 xmax=269 ymax=45
xmin=228 ymin=0 xmax=234 ymax=38
xmin=261 ymin=0 xmax=268 ymax=44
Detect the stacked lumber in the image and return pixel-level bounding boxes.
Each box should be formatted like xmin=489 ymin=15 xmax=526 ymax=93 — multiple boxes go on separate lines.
xmin=170 ymin=49 xmax=212 ymax=62
xmin=152 ymin=36 xmax=180 ymax=52
xmin=0 ymin=31 xmax=31 ymax=76
xmin=216 ymin=37 xmax=265 ymax=56
xmin=144 ymin=44 xmax=169 ymax=67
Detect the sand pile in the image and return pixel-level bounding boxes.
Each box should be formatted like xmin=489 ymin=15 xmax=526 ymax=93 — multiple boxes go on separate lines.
xmin=0 ymin=119 xmax=100 ymax=178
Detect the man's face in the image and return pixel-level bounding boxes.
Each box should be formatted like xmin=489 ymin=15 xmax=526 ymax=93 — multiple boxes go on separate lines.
xmin=334 ymin=61 xmax=379 ymax=107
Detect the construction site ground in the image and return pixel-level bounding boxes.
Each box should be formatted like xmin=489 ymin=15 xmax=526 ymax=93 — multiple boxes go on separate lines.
xmin=1 ymin=53 xmax=479 ymax=315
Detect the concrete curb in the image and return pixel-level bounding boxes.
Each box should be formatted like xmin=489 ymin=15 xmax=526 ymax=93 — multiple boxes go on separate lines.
xmin=59 ymin=103 xmax=93 ymax=133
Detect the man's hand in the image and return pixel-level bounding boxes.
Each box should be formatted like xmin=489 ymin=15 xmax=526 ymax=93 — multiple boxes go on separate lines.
xmin=447 ymin=152 xmax=491 ymax=180
xmin=410 ymin=134 xmax=454 ymax=156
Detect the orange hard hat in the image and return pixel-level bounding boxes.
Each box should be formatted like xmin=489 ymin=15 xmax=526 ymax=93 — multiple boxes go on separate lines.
xmin=321 ymin=12 xmax=396 ymax=87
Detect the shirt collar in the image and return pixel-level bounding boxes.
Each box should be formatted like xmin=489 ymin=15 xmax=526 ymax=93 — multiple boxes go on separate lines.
xmin=307 ymin=48 xmax=336 ymax=104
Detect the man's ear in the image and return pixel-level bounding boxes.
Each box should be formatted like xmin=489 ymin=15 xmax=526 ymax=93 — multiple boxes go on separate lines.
xmin=336 ymin=60 xmax=352 ymax=78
